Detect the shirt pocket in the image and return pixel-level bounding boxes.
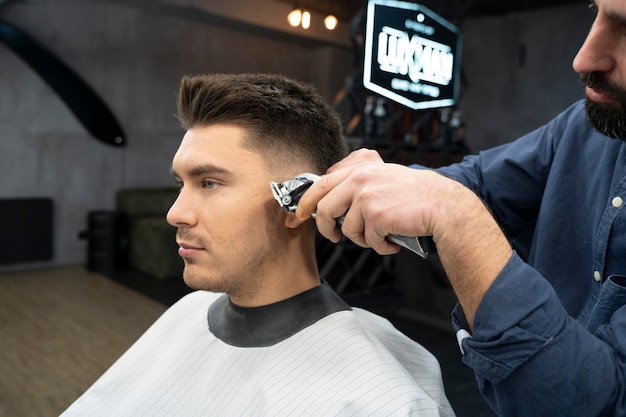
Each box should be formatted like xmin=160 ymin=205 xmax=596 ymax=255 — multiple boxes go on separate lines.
xmin=586 ymin=275 xmax=626 ymax=334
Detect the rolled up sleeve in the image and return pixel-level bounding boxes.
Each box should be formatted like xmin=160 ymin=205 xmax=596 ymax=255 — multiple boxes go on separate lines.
xmin=452 ymin=253 xmax=626 ymax=417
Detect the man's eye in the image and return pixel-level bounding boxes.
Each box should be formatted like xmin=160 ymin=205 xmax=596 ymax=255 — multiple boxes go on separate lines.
xmin=588 ymin=1 xmax=597 ymax=12
xmin=202 ymin=179 xmax=218 ymax=189
xmin=174 ymin=180 xmax=183 ymax=190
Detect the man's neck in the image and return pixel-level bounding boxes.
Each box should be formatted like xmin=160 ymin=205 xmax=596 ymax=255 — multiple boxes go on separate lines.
xmin=229 ymin=272 xmax=321 ymax=307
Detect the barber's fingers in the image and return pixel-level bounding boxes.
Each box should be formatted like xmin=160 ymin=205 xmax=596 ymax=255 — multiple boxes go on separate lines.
xmin=295 ymin=172 xmax=326 ymax=219
xmin=340 ymin=204 xmax=401 ymax=255
xmin=327 ymin=148 xmax=384 ymax=173
xmin=306 ymin=167 xmax=399 ymax=254
xmin=297 ymin=149 xmax=383 ymax=219
xmin=297 ymin=162 xmax=408 ymax=254
xmin=338 ymin=165 xmax=410 ymax=254
xmin=297 ymin=168 xmax=355 ymax=243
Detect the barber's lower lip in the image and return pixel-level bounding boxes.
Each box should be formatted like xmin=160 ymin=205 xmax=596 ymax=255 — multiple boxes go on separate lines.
xmin=586 ymin=86 xmax=616 ymax=103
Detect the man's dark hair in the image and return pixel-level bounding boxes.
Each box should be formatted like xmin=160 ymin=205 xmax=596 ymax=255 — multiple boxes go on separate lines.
xmin=177 ymin=73 xmax=348 ymax=173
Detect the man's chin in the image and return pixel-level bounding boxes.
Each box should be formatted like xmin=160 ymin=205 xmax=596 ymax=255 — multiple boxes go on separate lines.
xmin=182 ymin=268 xmax=226 ymax=292
xmin=182 ymin=274 xmax=200 ymax=290
xmin=181 ymin=265 xmax=205 ymax=290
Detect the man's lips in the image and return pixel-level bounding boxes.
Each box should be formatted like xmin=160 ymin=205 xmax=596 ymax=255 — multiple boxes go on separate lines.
xmin=586 ymin=85 xmax=617 ymax=104
xmin=177 ymin=241 xmax=205 ymax=257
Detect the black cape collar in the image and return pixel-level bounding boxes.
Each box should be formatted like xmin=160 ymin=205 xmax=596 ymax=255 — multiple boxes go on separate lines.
xmin=207 ymin=282 xmax=351 ymax=347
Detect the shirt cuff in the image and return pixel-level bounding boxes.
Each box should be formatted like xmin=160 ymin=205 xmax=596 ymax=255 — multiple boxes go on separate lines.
xmin=451 ymin=252 xmax=568 ymax=383
xmin=456 ymin=329 xmax=471 ymax=355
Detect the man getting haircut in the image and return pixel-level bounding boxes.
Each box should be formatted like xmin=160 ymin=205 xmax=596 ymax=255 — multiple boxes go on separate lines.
xmin=61 ymin=73 xmax=455 ymax=417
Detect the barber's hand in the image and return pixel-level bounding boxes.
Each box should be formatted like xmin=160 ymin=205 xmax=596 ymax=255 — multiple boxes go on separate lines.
xmin=297 ymin=148 xmax=389 ymax=247
xmin=296 ymin=149 xmax=513 ymax=329
xmin=297 ymin=157 xmax=447 ymax=255
xmin=295 ymin=148 xmax=383 ymax=222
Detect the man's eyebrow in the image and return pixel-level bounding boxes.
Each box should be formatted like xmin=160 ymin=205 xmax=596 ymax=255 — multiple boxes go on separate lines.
xmin=170 ymin=164 xmax=232 ymax=179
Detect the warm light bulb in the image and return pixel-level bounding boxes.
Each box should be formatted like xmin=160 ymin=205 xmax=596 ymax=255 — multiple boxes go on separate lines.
xmin=324 ymin=15 xmax=338 ymax=30
xmin=287 ymin=9 xmax=302 ymax=27
xmin=301 ymin=10 xmax=311 ymax=29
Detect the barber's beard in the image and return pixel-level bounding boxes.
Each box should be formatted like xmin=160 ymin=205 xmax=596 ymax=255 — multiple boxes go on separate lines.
xmin=581 ymin=72 xmax=626 ymax=140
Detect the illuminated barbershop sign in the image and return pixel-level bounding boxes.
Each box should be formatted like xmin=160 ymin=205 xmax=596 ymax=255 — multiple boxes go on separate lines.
xmin=363 ymin=0 xmax=462 ymax=110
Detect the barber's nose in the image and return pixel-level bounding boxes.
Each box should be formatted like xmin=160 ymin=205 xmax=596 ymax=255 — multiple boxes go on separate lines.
xmin=573 ymin=18 xmax=615 ymax=75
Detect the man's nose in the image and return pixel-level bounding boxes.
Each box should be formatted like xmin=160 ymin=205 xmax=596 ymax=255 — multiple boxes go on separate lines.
xmin=166 ymin=191 xmax=196 ymax=228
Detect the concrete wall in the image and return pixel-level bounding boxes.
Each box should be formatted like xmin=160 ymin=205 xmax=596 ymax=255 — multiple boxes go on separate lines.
xmin=0 ymin=0 xmax=596 ymax=270
xmin=0 ymin=0 xmax=353 ymax=270
xmin=458 ymin=3 xmax=594 ymax=150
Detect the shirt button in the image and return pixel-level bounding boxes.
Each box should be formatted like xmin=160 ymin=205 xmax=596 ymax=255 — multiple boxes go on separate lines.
xmin=594 ymin=271 xmax=602 ymax=282
xmin=612 ymin=196 xmax=623 ymax=208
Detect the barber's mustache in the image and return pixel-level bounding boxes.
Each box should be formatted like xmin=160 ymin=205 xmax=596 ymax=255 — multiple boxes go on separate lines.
xmin=581 ymin=72 xmax=626 ymax=99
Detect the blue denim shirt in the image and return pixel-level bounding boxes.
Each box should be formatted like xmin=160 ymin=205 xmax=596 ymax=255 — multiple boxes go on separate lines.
xmin=435 ymin=100 xmax=626 ymax=416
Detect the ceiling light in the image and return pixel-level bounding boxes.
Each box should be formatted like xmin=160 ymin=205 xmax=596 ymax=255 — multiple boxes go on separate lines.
xmin=287 ymin=8 xmax=302 ymax=27
xmin=324 ymin=15 xmax=338 ymax=30
xmin=301 ymin=10 xmax=311 ymax=29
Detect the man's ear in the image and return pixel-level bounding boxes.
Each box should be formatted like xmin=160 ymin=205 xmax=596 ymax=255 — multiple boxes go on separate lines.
xmin=284 ymin=212 xmax=311 ymax=229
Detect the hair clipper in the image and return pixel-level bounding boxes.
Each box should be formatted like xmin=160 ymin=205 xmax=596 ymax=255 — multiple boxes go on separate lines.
xmin=270 ymin=173 xmax=428 ymax=258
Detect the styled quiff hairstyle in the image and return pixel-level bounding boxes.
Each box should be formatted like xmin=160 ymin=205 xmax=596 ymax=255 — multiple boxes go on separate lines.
xmin=177 ymin=73 xmax=348 ymax=174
